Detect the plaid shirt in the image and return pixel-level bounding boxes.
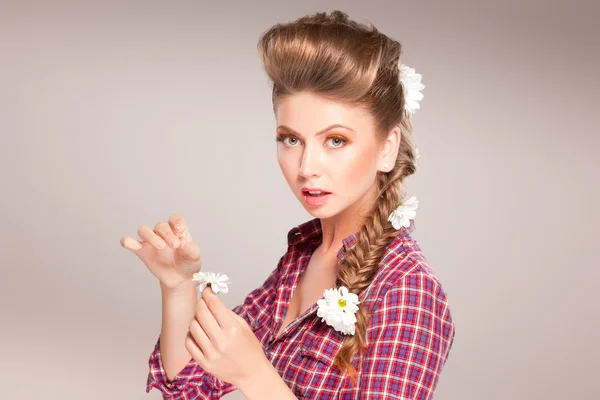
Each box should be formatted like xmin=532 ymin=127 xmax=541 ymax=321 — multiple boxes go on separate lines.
xmin=147 ymin=218 xmax=455 ymax=399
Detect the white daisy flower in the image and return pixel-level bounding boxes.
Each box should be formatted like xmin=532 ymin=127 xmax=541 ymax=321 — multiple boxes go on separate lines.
xmin=399 ymin=64 xmax=425 ymax=116
xmin=415 ymin=147 xmax=420 ymax=160
xmin=192 ymin=271 xmax=231 ymax=297
xmin=316 ymin=286 xmax=360 ymax=335
xmin=388 ymin=196 xmax=419 ymax=230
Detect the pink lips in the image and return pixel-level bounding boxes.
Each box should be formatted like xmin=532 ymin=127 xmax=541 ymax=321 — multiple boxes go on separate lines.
xmin=302 ymin=191 xmax=332 ymax=207
xmin=301 ymin=187 xmax=331 ymax=194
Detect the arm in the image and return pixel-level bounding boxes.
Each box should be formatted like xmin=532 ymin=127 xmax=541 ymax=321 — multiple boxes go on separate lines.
xmin=357 ymin=270 xmax=456 ymax=399
xmin=235 ymin=362 xmax=298 ymax=400
xmin=146 ymin=254 xmax=286 ymax=399
xmin=160 ymin=280 xmax=200 ymax=382
xmin=146 ymin=280 xmax=227 ymax=399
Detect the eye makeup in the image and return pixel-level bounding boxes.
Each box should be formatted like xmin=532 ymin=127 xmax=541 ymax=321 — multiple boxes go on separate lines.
xmin=275 ymin=133 xmax=348 ymax=148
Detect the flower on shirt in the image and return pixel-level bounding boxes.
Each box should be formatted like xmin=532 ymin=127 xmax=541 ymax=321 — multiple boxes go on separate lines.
xmin=192 ymin=271 xmax=231 ymax=297
xmin=316 ymin=286 xmax=360 ymax=335
xmin=388 ymin=196 xmax=419 ymax=230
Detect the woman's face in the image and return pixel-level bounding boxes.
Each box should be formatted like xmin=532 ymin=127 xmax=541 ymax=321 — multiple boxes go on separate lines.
xmin=275 ymin=91 xmax=393 ymax=220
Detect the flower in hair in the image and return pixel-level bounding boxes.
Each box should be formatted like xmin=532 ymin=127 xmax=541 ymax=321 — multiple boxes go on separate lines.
xmin=399 ymin=64 xmax=425 ymax=116
xmin=388 ymin=196 xmax=419 ymax=230
xmin=192 ymin=271 xmax=231 ymax=297
xmin=316 ymin=286 xmax=360 ymax=335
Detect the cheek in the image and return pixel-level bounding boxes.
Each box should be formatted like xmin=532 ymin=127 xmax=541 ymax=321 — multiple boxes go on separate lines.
xmin=332 ymin=151 xmax=376 ymax=188
xmin=278 ymin=153 xmax=296 ymax=183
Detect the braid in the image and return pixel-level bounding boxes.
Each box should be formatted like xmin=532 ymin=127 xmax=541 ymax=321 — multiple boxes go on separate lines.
xmin=333 ymin=120 xmax=416 ymax=383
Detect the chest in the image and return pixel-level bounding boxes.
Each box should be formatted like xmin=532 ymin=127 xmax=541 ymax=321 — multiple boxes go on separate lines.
xmin=276 ymin=250 xmax=338 ymax=337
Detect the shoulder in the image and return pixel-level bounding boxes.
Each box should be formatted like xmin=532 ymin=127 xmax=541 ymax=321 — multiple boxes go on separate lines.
xmin=367 ymin=233 xmax=451 ymax=317
xmin=365 ymin=251 xmax=455 ymax=347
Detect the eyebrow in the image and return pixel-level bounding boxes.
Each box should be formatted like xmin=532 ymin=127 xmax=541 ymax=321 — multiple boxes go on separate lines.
xmin=276 ymin=124 xmax=356 ymax=138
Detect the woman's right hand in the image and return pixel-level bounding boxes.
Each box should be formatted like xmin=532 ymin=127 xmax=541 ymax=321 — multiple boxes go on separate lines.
xmin=120 ymin=213 xmax=202 ymax=291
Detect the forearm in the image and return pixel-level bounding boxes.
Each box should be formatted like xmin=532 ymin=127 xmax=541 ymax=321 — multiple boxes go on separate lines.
xmin=159 ymin=280 xmax=198 ymax=382
xmin=238 ymin=362 xmax=298 ymax=400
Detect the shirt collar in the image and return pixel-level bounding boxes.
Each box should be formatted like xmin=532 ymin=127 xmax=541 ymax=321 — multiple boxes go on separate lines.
xmin=287 ymin=217 xmax=415 ymax=264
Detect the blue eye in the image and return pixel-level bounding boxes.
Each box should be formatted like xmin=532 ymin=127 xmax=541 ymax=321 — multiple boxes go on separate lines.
xmin=327 ymin=136 xmax=347 ymax=148
xmin=275 ymin=134 xmax=348 ymax=149
xmin=276 ymin=134 xmax=299 ymax=147
xmin=286 ymin=136 xmax=299 ymax=146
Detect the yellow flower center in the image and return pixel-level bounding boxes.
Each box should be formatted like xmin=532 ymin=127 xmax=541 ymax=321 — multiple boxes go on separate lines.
xmin=338 ymin=298 xmax=347 ymax=308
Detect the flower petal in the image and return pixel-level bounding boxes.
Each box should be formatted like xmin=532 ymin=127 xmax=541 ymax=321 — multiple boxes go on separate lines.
xmin=339 ymin=286 xmax=349 ymax=296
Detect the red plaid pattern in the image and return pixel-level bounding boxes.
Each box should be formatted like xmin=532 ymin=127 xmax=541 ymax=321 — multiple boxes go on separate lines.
xmin=147 ymin=218 xmax=455 ymax=399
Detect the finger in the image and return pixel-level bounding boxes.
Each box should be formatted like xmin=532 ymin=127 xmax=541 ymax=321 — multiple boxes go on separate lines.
xmin=168 ymin=214 xmax=198 ymax=256
xmin=120 ymin=236 xmax=143 ymax=251
xmin=202 ymin=287 xmax=237 ymax=329
xmin=230 ymin=312 xmax=250 ymax=328
xmin=138 ymin=225 xmax=166 ymax=250
xmin=189 ymin=318 xmax=215 ymax=359
xmin=168 ymin=213 xmax=190 ymax=238
xmin=176 ymin=235 xmax=201 ymax=263
xmin=184 ymin=331 xmax=207 ymax=368
xmin=154 ymin=221 xmax=180 ymax=249
xmin=195 ymin=294 xmax=222 ymax=342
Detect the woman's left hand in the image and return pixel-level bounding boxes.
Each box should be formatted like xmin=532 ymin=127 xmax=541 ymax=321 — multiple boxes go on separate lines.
xmin=186 ymin=286 xmax=271 ymax=387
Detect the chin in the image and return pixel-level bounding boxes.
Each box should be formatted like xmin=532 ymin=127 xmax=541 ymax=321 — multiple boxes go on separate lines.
xmin=304 ymin=208 xmax=329 ymax=218
xmin=301 ymin=203 xmax=342 ymax=220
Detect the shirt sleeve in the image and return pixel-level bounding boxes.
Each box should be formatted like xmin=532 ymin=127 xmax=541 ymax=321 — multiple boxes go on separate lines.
xmin=358 ymin=270 xmax=456 ymax=399
xmin=146 ymin=254 xmax=285 ymax=399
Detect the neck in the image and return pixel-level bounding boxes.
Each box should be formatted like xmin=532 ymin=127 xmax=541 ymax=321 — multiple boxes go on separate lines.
xmin=318 ymin=181 xmax=379 ymax=256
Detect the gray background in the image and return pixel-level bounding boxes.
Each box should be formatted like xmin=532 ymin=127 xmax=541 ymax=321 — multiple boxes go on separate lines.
xmin=1 ymin=0 xmax=598 ymax=399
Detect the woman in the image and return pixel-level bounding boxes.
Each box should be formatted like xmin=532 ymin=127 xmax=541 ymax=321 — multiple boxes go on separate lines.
xmin=121 ymin=10 xmax=455 ymax=399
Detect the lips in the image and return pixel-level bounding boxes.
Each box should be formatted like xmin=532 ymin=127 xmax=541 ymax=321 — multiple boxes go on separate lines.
xmin=303 ymin=191 xmax=331 ymax=206
xmin=301 ymin=188 xmax=332 ymax=195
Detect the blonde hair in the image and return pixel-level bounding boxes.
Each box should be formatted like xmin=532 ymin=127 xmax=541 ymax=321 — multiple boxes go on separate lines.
xmin=258 ymin=10 xmax=418 ymax=383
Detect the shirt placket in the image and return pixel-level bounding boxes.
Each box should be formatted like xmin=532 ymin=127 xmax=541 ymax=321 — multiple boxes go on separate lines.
xmin=267 ymin=243 xmax=320 ymax=347
xmin=268 ymin=301 xmax=318 ymax=347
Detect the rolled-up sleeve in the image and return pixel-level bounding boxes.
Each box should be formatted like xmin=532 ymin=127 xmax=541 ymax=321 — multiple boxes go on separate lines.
xmin=146 ymin=336 xmax=235 ymax=399
xmin=146 ymin=254 xmax=286 ymax=399
xmin=358 ymin=270 xmax=456 ymax=399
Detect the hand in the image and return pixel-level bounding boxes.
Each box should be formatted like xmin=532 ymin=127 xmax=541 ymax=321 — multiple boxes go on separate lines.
xmin=186 ymin=286 xmax=270 ymax=387
xmin=120 ymin=212 xmax=202 ymax=290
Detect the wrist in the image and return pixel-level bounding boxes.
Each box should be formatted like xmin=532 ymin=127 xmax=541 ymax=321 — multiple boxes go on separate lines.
xmin=237 ymin=359 xmax=277 ymax=397
xmin=160 ymin=279 xmax=197 ymax=296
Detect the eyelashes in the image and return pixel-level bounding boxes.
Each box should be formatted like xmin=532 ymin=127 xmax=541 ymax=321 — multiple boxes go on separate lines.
xmin=275 ymin=133 xmax=348 ymax=149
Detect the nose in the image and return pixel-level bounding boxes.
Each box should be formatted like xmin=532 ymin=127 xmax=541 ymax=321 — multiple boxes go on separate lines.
xmin=299 ymin=143 xmax=322 ymax=178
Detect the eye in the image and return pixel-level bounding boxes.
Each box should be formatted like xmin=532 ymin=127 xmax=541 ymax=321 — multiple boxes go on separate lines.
xmin=275 ymin=133 xmax=348 ymax=149
xmin=276 ymin=134 xmax=300 ymax=147
xmin=326 ymin=135 xmax=347 ymax=148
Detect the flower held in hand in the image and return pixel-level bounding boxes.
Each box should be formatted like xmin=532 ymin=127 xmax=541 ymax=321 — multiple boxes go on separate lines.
xmin=192 ymin=271 xmax=231 ymax=297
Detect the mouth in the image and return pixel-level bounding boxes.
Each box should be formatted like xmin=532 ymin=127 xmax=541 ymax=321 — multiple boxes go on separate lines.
xmin=301 ymin=189 xmax=332 ymax=197
xmin=301 ymin=190 xmax=332 ymax=207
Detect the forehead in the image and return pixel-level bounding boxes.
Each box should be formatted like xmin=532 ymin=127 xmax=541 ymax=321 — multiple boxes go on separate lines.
xmin=275 ymin=91 xmax=374 ymax=135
